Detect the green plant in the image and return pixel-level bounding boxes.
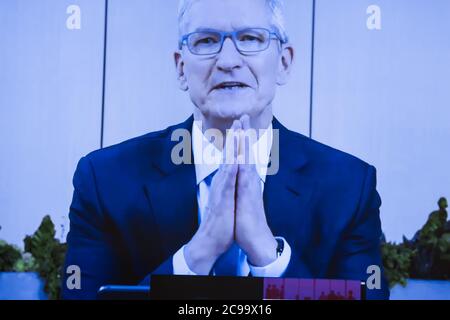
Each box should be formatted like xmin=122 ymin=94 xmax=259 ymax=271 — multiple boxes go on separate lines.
xmin=0 ymin=216 xmax=67 ymax=299
xmin=23 ymin=216 xmax=67 ymax=300
xmin=382 ymin=197 xmax=450 ymax=288
xmin=381 ymin=239 xmax=416 ymax=288
xmin=0 ymin=240 xmax=22 ymax=272
xmin=408 ymin=197 xmax=450 ymax=279
xmin=13 ymin=252 xmax=37 ymax=272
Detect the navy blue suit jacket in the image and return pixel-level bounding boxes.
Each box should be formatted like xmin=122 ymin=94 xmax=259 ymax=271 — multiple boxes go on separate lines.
xmin=62 ymin=116 xmax=389 ymax=299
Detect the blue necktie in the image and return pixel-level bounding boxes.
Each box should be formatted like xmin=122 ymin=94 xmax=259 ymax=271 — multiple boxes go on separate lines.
xmin=202 ymin=171 xmax=240 ymax=276
xmin=214 ymin=242 xmax=240 ymax=276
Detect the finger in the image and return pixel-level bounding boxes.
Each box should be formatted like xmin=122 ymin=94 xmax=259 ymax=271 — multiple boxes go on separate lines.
xmin=217 ymin=120 xmax=241 ymax=190
xmin=223 ymin=119 xmax=241 ymax=165
xmin=237 ymin=160 xmax=260 ymax=192
xmin=238 ymin=114 xmax=257 ymax=166
xmin=237 ymin=115 xmax=260 ymax=190
xmin=240 ymin=114 xmax=251 ymax=131
xmin=240 ymin=114 xmax=259 ymax=165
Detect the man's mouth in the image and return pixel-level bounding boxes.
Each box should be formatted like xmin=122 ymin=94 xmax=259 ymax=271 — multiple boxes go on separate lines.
xmin=212 ymin=81 xmax=250 ymax=91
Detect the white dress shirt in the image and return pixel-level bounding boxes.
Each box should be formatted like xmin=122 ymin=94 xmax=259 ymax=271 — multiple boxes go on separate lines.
xmin=172 ymin=120 xmax=291 ymax=276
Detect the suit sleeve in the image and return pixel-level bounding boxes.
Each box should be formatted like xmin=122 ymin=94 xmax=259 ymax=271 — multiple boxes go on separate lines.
xmin=331 ymin=165 xmax=390 ymax=300
xmin=63 ymin=157 xmax=186 ymax=298
xmin=62 ymin=156 xmax=127 ymax=299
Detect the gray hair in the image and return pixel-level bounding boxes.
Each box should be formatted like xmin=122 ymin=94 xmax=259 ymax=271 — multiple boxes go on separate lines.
xmin=177 ymin=0 xmax=288 ymax=42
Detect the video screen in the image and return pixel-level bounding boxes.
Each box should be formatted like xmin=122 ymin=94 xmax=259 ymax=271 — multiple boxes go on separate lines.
xmin=0 ymin=0 xmax=449 ymax=303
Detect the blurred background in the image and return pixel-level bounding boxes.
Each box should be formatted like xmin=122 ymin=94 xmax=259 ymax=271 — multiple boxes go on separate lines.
xmin=1 ymin=0 xmax=449 ymax=251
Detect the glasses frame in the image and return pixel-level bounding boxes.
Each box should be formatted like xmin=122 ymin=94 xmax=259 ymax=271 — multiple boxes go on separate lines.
xmin=178 ymin=27 xmax=288 ymax=56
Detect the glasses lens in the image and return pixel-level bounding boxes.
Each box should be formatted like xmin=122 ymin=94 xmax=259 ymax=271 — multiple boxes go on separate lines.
xmin=236 ymin=29 xmax=270 ymax=52
xmin=187 ymin=31 xmax=222 ymax=55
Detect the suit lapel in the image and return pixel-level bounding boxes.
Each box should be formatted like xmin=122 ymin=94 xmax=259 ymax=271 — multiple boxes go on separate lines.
xmin=264 ymin=118 xmax=316 ymax=254
xmin=144 ymin=116 xmax=198 ymax=258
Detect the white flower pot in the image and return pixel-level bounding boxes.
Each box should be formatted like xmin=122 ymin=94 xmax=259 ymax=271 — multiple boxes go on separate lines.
xmin=0 ymin=272 xmax=48 ymax=300
xmin=390 ymin=279 xmax=450 ymax=300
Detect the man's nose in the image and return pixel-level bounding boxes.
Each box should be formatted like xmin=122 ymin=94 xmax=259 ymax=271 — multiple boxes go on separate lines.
xmin=215 ymin=37 xmax=243 ymax=72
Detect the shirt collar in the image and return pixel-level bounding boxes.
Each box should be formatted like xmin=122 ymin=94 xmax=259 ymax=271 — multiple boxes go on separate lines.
xmin=192 ymin=120 xmax=273 ymax=185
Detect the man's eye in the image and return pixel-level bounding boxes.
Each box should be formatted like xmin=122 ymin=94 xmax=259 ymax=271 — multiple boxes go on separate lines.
xmin=195 ymin=37 xmax=218 ymax=45
xmin=240 ymin=35 xmax=263 ymax=42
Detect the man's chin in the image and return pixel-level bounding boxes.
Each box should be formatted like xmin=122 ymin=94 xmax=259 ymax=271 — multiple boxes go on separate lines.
xmin=210 ymin=104 xmax=255 ymax=121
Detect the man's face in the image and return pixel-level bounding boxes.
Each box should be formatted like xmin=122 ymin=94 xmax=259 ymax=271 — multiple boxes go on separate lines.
xmin=175 ymin=0 xmax=292 ymax=122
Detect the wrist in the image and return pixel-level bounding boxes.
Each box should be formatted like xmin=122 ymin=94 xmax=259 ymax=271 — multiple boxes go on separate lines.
xmin=184 ymin=232 xmax=222 ymax=275
xmin=245 ymin=235 xmax=278 ymax=267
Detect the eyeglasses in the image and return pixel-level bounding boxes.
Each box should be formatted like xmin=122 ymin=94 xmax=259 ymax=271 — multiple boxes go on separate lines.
xmin=179 ymin=28 xmax=287 ymax=56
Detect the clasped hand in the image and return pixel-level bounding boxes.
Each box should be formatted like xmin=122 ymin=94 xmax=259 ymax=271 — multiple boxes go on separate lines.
xmin=185 ymin=115 xmax=278 ymax=274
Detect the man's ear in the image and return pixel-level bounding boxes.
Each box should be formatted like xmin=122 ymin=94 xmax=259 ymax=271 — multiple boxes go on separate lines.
xmin=174 ymin=51 xmax=189 ymax=91
xmin=276 ymin=44 xmax=294 ymax=86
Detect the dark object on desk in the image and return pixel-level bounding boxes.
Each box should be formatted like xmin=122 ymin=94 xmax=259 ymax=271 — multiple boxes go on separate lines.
xmin=151 ymin=275 xmax=263 ymax=300
xmin=97 ymin=285 xmax=150 ymax=300
xmin=150 ymin=275 xmax=364 ymax=300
